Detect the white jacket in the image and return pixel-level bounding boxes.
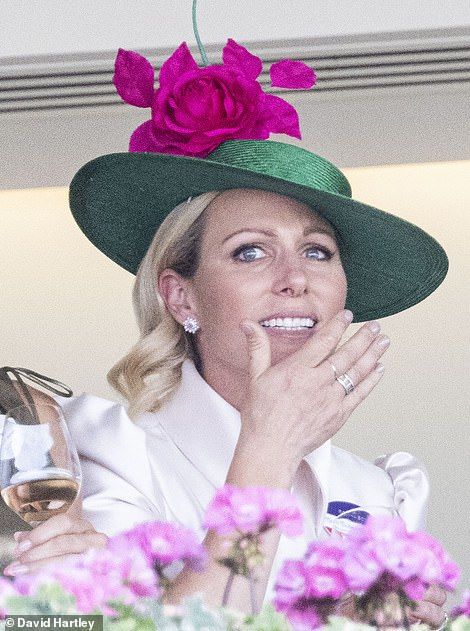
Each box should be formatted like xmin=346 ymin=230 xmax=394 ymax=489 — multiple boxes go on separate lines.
xmin=51 ymin=360 xmax=429 ymax=601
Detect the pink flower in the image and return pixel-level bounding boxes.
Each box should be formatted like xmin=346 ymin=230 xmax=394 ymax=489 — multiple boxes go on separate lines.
xmin=114 ymin=39 xmax=315 ymax=158
xmin=274 ymin=560 xmax=322 ymax=630
xmin=410 ymin=531 xmax=460 ymax=590
xmin=270 ymin=60 xmax=317 ymax=89
xmin=305 ymin=540 xmax=346 ymax=569
xmin=111 ymin=520 xmax=207 ymax=572
xmin=203 ymin=485 xmax=303 ymax=537
xmin=342 ymin=515 xmax=460 ymax=599
xmin=452 ymin=590 xmax=470 ymax=618
xmin=283 ymin=606 xmax=322 ymax=631
xmin=274 ymin=557 xmax=344 ymax=630
xmin=13 ymin=543 xmax=159 ymax=615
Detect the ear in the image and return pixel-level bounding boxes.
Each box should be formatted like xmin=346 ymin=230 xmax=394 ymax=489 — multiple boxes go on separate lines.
xmin=158 ymin=268 xmax=197 ymax=326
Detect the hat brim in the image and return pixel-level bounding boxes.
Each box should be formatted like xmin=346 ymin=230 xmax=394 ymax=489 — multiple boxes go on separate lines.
xmin=69 ymin=151 xmax=448 ymax=322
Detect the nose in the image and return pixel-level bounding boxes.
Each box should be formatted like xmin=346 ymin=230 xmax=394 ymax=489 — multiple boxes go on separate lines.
xmin=271 ymin=256 xmax=308 ymax=297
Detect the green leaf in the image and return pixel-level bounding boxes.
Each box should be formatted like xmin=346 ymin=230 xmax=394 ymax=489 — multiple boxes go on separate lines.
xmin=450 ymin=616 xmax=470 ymax=631
xmin=241 ymin=604 xmax=292 ymax=631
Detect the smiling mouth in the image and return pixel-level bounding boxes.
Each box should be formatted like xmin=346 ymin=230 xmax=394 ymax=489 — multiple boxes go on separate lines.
xmin=260 ymin=317 xmax=316 ymax=331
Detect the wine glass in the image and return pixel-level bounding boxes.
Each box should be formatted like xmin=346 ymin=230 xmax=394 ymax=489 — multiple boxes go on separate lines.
xmin=0 ymin=403 xmax=81 ymax=527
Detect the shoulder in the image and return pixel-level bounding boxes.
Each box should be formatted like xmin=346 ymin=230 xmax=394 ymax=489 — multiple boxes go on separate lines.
xmin=330 ymin=445 xmax=429 ymax=490
xmin=53 ymin=391 xmax=150 ymax=454
xmin=330 ymin=445 xmax=391 ymax=484
xmin=331 ymin=446 xmax=429 ymax=531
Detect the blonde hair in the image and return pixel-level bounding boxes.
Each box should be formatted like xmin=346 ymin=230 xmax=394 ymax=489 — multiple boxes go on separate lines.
xmin=107 ymin=191 xmax=220 ymax=420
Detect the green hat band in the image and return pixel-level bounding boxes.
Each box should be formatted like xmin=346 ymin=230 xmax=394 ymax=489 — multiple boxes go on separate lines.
xmin=207 ymin=140 xmax=352 ymax=198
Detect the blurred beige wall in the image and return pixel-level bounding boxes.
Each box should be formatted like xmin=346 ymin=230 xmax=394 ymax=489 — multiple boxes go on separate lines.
xmin=1 ymin=160 xmax=469 ymax=599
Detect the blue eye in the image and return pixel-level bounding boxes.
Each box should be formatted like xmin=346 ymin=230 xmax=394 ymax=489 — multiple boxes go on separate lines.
xmin=305 ymin=246 xmax=333 ymax=260
xmin=233 ymin=245 xmax=265 ymax=262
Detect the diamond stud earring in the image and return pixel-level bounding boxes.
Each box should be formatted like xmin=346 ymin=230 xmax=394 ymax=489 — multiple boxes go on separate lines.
xmin=183 ymin=316 xmax=200 ymax=334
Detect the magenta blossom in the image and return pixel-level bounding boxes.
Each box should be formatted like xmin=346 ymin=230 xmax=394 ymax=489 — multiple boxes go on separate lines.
xmin=452 ymin=590 xmax=470 ymax=618
xmin=274 ymin=541 xmax=348 ymax=628
xmin=13 ymin=543 xmax=158 ymax=615
xmin=110 ymin=520 xmax=207 ymax=572
xmin=274 ymin=557 xmax=346 ymax=630
xmin=203 ymin=484 xmax=303 ymax=537
xmin=114 ymin=38 xmax=316 ymax=158
xmin=342 ymin=515 xmax=460 ymax=600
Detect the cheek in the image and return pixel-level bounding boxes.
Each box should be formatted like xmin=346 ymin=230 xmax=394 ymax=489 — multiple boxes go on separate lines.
xmin=195 ymin=273 xmax=251 ymax=327
xmin=321 ymin=268 xmax=348 ymax=311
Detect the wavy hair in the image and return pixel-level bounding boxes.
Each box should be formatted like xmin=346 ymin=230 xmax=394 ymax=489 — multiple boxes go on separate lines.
xmin=107 ymin=191 xmax=220 ymax=420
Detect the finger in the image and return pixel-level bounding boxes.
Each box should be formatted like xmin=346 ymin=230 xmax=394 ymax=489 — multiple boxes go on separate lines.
xmin=12 ymin=531 xmax=107 ymax=565
xmin=296 ymin=309 xmax=354 ymax=367
xmin=241 ymin=320 xmax=271 ymax=381
xmin=4 ymin=553 xmax=84 ymax=577
xmin=322 ymin=319 xmax=383 ymax=380
xmin=12 ymin=514 xmax=95 ymax=553
xmin=407 ymin=602 xmax=446 ymax=629
xmin=424 ymin=584 xmax=448 ymax=608
xmin=13 ymin=530 xmax=30 ymax=543
xmin=331 ymin=333 xmax=390 ymax=391
xmin=339 ymin=361 xmax=386 ymax=411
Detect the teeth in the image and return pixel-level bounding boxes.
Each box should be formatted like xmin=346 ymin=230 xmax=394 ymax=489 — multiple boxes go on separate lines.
xmin=260 ymin=317 xmax=315 ymax=329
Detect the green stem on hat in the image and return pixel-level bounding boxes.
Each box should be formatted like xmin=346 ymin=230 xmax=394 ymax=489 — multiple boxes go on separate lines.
xmin=192 ymin=0 xmax=209 ymax=66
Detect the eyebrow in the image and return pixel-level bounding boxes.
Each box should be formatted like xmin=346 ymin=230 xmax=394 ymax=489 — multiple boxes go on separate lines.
xmin=222 ymin=226 xmax=336 ymax=244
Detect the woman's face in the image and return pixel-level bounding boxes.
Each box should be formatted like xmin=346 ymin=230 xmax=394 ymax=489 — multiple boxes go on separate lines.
xmin=185 ymin=188 xmax=348 ymax=373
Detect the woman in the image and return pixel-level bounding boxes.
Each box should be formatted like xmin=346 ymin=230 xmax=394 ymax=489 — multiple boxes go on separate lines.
xmin=4 ymin=34 xmax=449 ymax=626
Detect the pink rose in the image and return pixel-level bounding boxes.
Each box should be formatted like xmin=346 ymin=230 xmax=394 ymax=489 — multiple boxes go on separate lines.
xmin=114 ymin=39 xmax=315 ymax=157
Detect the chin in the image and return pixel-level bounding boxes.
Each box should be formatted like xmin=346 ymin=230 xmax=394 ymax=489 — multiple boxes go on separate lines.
xmin=270 ymin=340 xmax=307 ymax=365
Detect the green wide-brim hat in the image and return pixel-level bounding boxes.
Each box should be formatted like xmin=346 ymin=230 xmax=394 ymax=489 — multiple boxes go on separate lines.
xmin=69 ymin=139 xmax=448 ymax=322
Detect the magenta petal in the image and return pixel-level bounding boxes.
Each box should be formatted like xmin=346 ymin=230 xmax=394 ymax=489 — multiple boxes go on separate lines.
xmin=270 ymin=60 xmax=317 ymax=89
xmin=129 ymin=120 xmax=156 ymax=152
xmin=264 ymin=94 xmax=301 ymax=139
xmin=222 ymin=38 xmax=263 ymax=81
xmin=159 ymin=42 xmax=199 ymax=88
xmin=113 ymin=48 xmax=155 ymax=107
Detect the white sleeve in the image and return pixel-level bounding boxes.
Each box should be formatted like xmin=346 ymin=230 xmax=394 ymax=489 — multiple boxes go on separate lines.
xmin=57 ymin=393 xmax=166 ymax=537
xmin=374 ymin=451 xmax=430 ymax=531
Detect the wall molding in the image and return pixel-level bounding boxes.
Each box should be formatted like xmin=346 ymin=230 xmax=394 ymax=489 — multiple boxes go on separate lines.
xmin=1 ymin=26 xmax=469 ymax=189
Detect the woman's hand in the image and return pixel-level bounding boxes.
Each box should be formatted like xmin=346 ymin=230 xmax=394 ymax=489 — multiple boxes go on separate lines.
xmin=407 ymin=584 xmax=448 ymax=629
xmin=239 ymin=309 xmax=390 ymax=468
xmin=3 ymin=514 xmax=108 ymax=576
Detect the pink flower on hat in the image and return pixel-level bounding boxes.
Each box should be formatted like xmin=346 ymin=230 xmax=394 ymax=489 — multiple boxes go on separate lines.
xmin=114 ymin=39 xmax=316 ymax=158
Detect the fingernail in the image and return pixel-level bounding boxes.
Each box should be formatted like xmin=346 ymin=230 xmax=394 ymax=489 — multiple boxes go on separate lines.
xmin=13 ymin=539 xmax=32 ymax=555
xmin=375 ymin=362 xmax=385 ymax=373
xmin=4 ymin=562 xmax=29 ymax=576
xmin=377 ymin=335 xmax=390 ymax=348
xmin=369 ymin=321 xmax=380 ymax=334
xmin=343 ymin=310 xmax=354 ymax=323
xmin=13 ymin=531 xmax=26 ymax=542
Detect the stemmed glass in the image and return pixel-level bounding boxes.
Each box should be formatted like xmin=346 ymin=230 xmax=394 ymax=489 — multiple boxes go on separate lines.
xmin=0 ymin=403 xmax=81 ymax=527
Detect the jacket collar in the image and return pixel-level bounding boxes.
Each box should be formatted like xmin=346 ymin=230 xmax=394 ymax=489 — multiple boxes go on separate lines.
xmin=146 ymin=360 xmax=331 ymax=529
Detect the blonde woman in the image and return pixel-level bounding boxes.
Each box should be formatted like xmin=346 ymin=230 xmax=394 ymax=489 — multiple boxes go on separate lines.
xmin=6 ymin=183 xmax=448 ymax=626
xmin=3 ymin=26 xmax=449 ymax=627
